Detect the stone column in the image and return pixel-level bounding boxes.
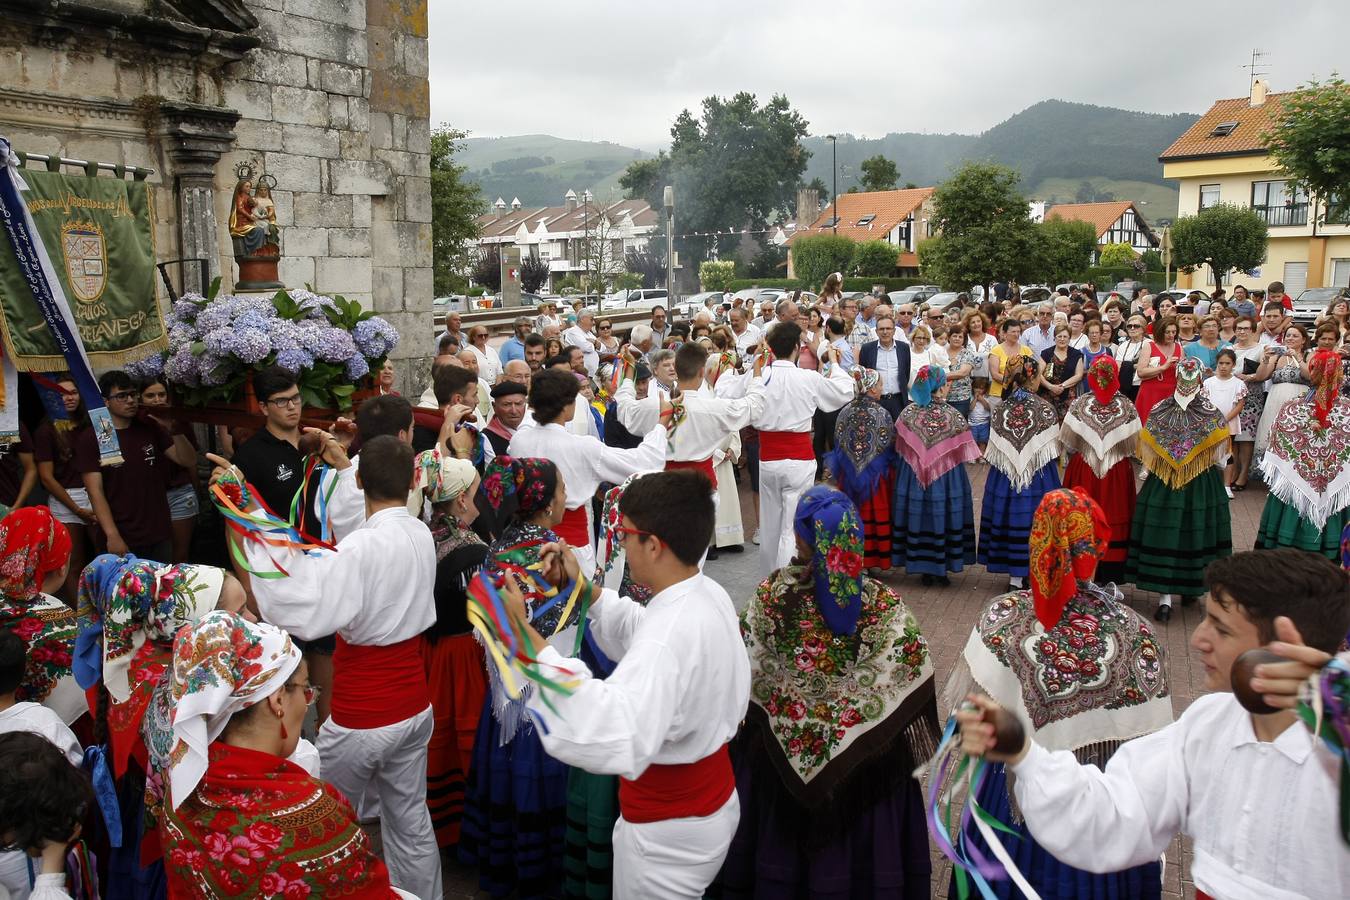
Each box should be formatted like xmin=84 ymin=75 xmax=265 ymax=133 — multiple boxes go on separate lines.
xmin=159 ymin=101 xmax=241 ymax=295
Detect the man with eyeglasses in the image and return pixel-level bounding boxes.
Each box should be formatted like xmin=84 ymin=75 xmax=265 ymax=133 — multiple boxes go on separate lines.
xmin=894 ymin=304 xmax=919 ymax=339
xmin=1022 ymin=304 xmax=1057 ymax=357
xmin=230 ymin=365 xmax=325 ymax=538
xmin=841 ymin=297 xmax=875 ymax=353
xmin=75 ymin=370 xmax=193 ymax=560
xmin=498 ymin=316 xmax=533 ymax=365
xmin=858 ymin=314 xmax=912 ymax=420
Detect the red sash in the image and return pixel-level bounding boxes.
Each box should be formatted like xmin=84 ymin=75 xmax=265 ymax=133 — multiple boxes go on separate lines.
xmin=1196 ymin=893 xmax=1215 ymax=900
xmin=331 ymin=635 xmax=430 ymax=729
xmin=618 ymin=745 xmax=734 ymax=824
xmin=555 ymin=505 xmax=590 ymax=546
xmin=665 ymin=457 xmax=717 ymax=489
xmin=758 ymin=430 xmax=813 ymax=461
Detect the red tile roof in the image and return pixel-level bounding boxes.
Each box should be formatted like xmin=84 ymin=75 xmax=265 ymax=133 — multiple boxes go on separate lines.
xmin=789 ymin=187 xmax=933 ymax=244
xmin=1044 ymin=201 xmax=1139 ymax=239
xmin=1158 ymin=93 xmax=1289 ymax=161
xmin=475 ymin=199 xmax=657 ymax=239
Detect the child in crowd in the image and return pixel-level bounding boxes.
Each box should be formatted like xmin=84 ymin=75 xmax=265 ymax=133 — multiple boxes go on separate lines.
xmin=957 ymin=549 xmax=1350 ymax=900
xmin=968 ymin=377 xmax=992 ymax=456
xmin=1203 ymin=348 xmax=1246 ymax=497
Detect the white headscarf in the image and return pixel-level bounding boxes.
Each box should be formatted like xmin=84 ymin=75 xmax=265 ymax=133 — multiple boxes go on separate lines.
xmin=168 ymin=611 xmax=300 ymax=809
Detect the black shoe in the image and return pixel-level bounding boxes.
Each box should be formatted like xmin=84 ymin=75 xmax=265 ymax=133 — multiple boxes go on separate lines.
xmin=723 ymin=544 xmax=744 ymax=554
xmin=936 ymin=575 xmax=952 ymax=587
xmin=1181 ymin=595 xmax=1198 ymax=606
xmin=1153 ymin=604 xmax=1172 ymax=623
xmin=921 ymin=574 xmax=934 ymax=586
xmin=706 ymin=547 xmax=720 ymax=561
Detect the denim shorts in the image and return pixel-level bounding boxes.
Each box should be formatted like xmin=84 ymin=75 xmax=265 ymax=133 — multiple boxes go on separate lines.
xmin=167 ymin=483 xmax=199 ymax=521
xmin=971 ymin=422 xmax=990 ymax=443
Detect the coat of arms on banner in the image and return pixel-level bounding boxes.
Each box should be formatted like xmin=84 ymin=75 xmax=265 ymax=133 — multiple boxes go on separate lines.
xmin=61 ymin=220 xmax=107 ymax=303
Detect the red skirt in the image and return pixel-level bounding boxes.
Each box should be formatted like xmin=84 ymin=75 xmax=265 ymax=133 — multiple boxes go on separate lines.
xmin=859 ymin=473 xmax=893 ymax=570
xmin=1064 ymin=455 xmax=1136 ymax=583
xmin=421 ymin=634 xmax=487 ymax=848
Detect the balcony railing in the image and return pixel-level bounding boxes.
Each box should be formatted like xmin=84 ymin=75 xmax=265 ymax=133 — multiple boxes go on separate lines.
xmin=1253 ymin=202 xmax=1308 ymax=227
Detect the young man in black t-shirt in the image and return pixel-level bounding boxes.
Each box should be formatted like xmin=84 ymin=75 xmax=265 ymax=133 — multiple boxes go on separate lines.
xmin=230 ymin=366 xmax=322 ymax=534
xmin=76 ymin=371 xmax=193 ymax=560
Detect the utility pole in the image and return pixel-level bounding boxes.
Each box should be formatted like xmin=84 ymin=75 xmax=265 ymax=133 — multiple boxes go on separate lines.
xmin=663 ymin=185 xmax=675 ymax=300
xmin=827 ymin=135 xmax=838 ymax=234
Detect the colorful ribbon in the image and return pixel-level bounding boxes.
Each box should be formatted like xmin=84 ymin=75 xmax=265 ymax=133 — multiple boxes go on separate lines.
xmin=209 ymin=468 xmax=334 ymax=579
xmin=1298 ymin=655 xmax=1350 ymax=845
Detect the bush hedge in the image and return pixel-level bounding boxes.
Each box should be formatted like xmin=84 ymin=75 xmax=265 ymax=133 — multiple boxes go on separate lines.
xmin=789 ymin=234 xmax=858 ymax=290
xmin=725 ymin=276 xmax=929 ymax=294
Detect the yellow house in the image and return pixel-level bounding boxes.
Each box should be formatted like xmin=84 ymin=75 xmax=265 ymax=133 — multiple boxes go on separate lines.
xmin=1158 ymin=79 xmax=1350 ymax=294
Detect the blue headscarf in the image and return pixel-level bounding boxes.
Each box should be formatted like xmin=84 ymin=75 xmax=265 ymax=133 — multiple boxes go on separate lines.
xmin=792 ymin=485 xmax=865 ymax=635
xmin=72 ymin=553 xmax=137 ymax=690
xmin=909 ymin=364 xmax=947 ymax=408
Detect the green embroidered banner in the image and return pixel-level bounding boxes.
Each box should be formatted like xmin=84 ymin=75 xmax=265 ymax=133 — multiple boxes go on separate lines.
xmin=0 ymin=168 xmax=166 ymax=371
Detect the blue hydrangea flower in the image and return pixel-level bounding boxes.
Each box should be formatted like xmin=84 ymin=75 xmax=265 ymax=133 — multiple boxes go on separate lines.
xmin=269 ymin=320 xmax=304 ymax=351
xmin=344 ymin=353 xmax=369 ymax=381
xmin=198 ymin=353 xmax=233 ymax=387
xmin=289 ymin=289 xmax=337 ymax=320
xmin=231 ymin=327 xmax=272 ymax=364
xmin=170 ymin=299 xmax=201 ymax=325
xmin=274 ymin=348 xmax=315 ymax=373
xmin=353 ymin=317 xmax=400 ymax=358
xmin=163 ymin=346 xmax=200 ymax=386
xmin=233 ymin=310 xmax=273 ymax=333
xmin=202 ymin=327 xmax=234 ymax=357
xmin=124 ymin=353 xmax=165 ymax=380
xmin=310 ymin=325 xmax=357 ymax=363
xmin=167 ymin=325 xmax=197 ymax=352
xmin=194 ymin=302 xmax=233 ymax=333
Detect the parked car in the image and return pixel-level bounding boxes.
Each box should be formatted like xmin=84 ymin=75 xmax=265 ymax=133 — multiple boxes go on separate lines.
xmin=1111 ymin=280 xmax=1141 ymax=301
xmin=1290 ymin=286 xmax=1348 ymax=327
xmin=1018 ymin=285 xmax=1053 ymax=304
xmin=891 ymin=285 xmax=941 ymax=306
xmin=609 ymin=288 xmax=669 ymax=309
xmin=433 ymin=295 xmax=466 ymax=315
xmin=684 ymin=290 xmax=729 ymax=311
xmin=927 ymin=292 xmax=966 ymax=315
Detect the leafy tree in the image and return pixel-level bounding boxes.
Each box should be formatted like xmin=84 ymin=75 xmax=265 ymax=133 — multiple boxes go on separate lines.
xmin=1140 ymin=248 xmax=1163 ymax=272
xmin=919 ymin=162 xmax=1040 ymax=290
xmin=1037 ymin=218 xmax=1099 ymax=283
xmin=851 ymin=240 xmax=900 ymax=276
xmin=806 ymin=176 xmax=829 ymax=207
xmin=1098 ymin=242 xmax=1137 ymax=268
xmin=612 ymin=273 xmax=643 ymax=291
xmin=554 ymin=274 xmax=581 ymax=295
xmin=742 ymin=242 xmax=788 ymax=278
xmin=618 ymin=153 xmax=671 ymax=210
xmin=1264 ymin=77 xmax=1350 ymax=222
xmin=699 ymin=260 xmax=736 ymax=292
xmin=470 ymin=245 xmax=501 ymax=291
xmin=791 ymin=234 xmax=856 ymax=291
xmin=430 ymin=126 xmax=488 ymax=295
xmin=858 ymin=155 xmax=900 ymax=192
xmin=519 ymin=255 xmax=550 ymax=293
xmin=625 ymin=247 xmax=667 ymax=288
xmin=1169 ymin=204 xmax=1268 ymax=285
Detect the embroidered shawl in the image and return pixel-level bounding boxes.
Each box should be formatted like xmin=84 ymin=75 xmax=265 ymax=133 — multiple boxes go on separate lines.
xmin=1137 ymin=395 xmax=1229 ymax=489
xmin=742 ymin=568 xmax=939 ymax=811
xmin=162 ymin=742 xmax=398 ymax=899
xmin=0 ymin=591 xmax=83 ymax=722
xmin=826 ymin=397 xmax=895 ymax=501
xmin=1259 ymin=394 xmax=1350 ymax=531
xmin=984 ymin=390 xmax=1061 ymax=491
xmin=1059 ymin=393 xmax=1141 ymax=479
xmin=894 ymin=402 xmax=980 ymax=488
xmin=957 ymin=584 xmax=1172 ymax=763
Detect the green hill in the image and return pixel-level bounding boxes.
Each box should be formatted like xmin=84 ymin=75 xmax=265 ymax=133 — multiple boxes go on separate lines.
xmin=460 ymin=134 xmax=651 ymax=207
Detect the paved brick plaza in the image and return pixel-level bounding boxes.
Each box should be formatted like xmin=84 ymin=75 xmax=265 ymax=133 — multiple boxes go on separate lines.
xmin=439 ymin=460 xmax=1271 ymax=898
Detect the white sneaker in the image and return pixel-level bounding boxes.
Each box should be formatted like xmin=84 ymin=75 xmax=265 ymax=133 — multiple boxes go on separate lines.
xmin=752 ymin=528 xmax=761 ymax=545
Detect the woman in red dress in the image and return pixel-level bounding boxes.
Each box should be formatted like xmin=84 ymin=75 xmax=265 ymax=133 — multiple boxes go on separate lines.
xmin=1133 ymin=316 xmax=1182 ymax=424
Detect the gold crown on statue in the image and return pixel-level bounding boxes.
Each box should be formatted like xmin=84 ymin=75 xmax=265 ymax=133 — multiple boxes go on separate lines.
xmin=234 ymin=160 xmax=256 ymax=182
xmin=256 ymin=173 xmax=277 ymax=190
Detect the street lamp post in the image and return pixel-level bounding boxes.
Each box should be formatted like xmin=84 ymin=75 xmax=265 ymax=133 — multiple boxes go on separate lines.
xmin=663 ymin=185 xmax=675 ymax=300
xmin=582 ymin=188 xmax=593 ymax=302
xmin=827 ymin=135 xmax=837 ymax=234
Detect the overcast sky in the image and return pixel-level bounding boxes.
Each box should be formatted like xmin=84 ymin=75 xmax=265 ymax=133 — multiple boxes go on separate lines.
xmin=429 ymin=0 xmax=1343 ymax=149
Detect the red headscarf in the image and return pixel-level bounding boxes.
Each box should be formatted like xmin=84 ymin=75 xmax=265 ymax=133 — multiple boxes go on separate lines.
xmin=1028 ymin=489 xmax=1109 ymax=628
xmin=1086 ymin=355 xmax=1121 ymax=406
xmin=1309 ymin=349 xmax=1343 ymax=430
xmin=0 ymin=507 xmax=72 ymax=601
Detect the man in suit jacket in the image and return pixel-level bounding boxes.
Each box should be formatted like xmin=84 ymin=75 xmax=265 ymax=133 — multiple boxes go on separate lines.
xmin=857 ymin=313 xmax=912 ymax=420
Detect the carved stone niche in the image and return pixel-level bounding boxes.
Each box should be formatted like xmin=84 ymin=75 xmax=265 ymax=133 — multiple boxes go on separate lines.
xmin=6 ymin=0 xmax=261 ymax=65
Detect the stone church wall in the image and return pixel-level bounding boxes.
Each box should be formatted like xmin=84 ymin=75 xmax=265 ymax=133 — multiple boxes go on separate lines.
xmin=0 ymin=0 xmax=434 ymax=390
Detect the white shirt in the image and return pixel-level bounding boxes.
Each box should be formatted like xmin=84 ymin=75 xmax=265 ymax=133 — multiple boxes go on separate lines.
xmin=564 ymin=325 xmax=601 ymax=375
xmin=1070 ymin=333 xmax=1091 ymax=351
xmin=508 ymin=421 xmax=665 ymax=515
xmin=467 ymin=343 xmax=502 ymax=382
xmin=1011 ymin=692 xmax=1348 ymax=900
xmin=732 ymin=325 xmax=761 ymax=354
xmin=1023 ymin=323 xmax=1057 ymax=356
xmin=615 ymin=377 xmax=765 ymax=463
xmin=527 ymin=573 xmax=750 ymax=779
xmin=908 ymin=345 xmax=950 ymax=387
xmin=720 ymin=360 xmax=854 ymax=432
xmin=247 ymin=506 xmax=436 ymax=644
xmin=874 ymin=342 xmax=902 ymax=394
xmin=0 ymin=702 xmax=81 ymax=765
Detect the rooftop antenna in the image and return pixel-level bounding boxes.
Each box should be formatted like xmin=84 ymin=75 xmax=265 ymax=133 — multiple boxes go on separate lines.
xmin=1243 ymin=48 xmax=1269 ymax=93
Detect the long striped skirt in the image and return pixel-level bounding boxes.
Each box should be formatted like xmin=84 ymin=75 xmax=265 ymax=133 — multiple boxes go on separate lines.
xmin=1255 ymin=494 xmax=1349 ymax=561
xmin=1125 ymin=468 xmax=1232 ymax=596
xmin=977 ymin=463 xmax=1061 ymax=577
xmin=892 ymin=460 xmax=976 ymax=576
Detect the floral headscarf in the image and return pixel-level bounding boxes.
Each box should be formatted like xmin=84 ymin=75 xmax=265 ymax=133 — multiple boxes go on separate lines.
xmin=481 ymin=456 xmax=558 ymax=518
xmin=1028 ymin=489 xmax=1109 ymax=629
xmin=168 ymin=611 xmax=300 ymax=809
xmin=1173 ymin=356 xmax=1205 ymax=408
xmin=909 ymin=364 xmax=947 ymax=408
xmin=1006 ymin=355 xmax=1040 ymax=392
xmin=74 ymin=555 xmax=226 ymax=702
xmin=0 ymin=507 xmax=71 ymax=601
xmin=1087 ymin=354 xmax=1121 ymax=405
xmin=852 ymin=367 xmax=881 ymax=396
xmin=1309 ymin=349 xmax=1343 ymax=430
xmin=792 ymin=485 xmax=864 ymax=636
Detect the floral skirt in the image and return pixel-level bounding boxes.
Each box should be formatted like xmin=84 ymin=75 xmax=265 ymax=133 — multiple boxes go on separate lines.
xmin=1125 ymin=468 xmax=1232 ymax=596
xmin=1063 ymin=455 xmax=1136 ymax=585
xmin=1256 ymin=495 xmax=1349 ymax=561
xmin=893 ymin=461 xmax=975 ymax=576
xmin=978 ymin=463 xmax=1062 ymax=577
